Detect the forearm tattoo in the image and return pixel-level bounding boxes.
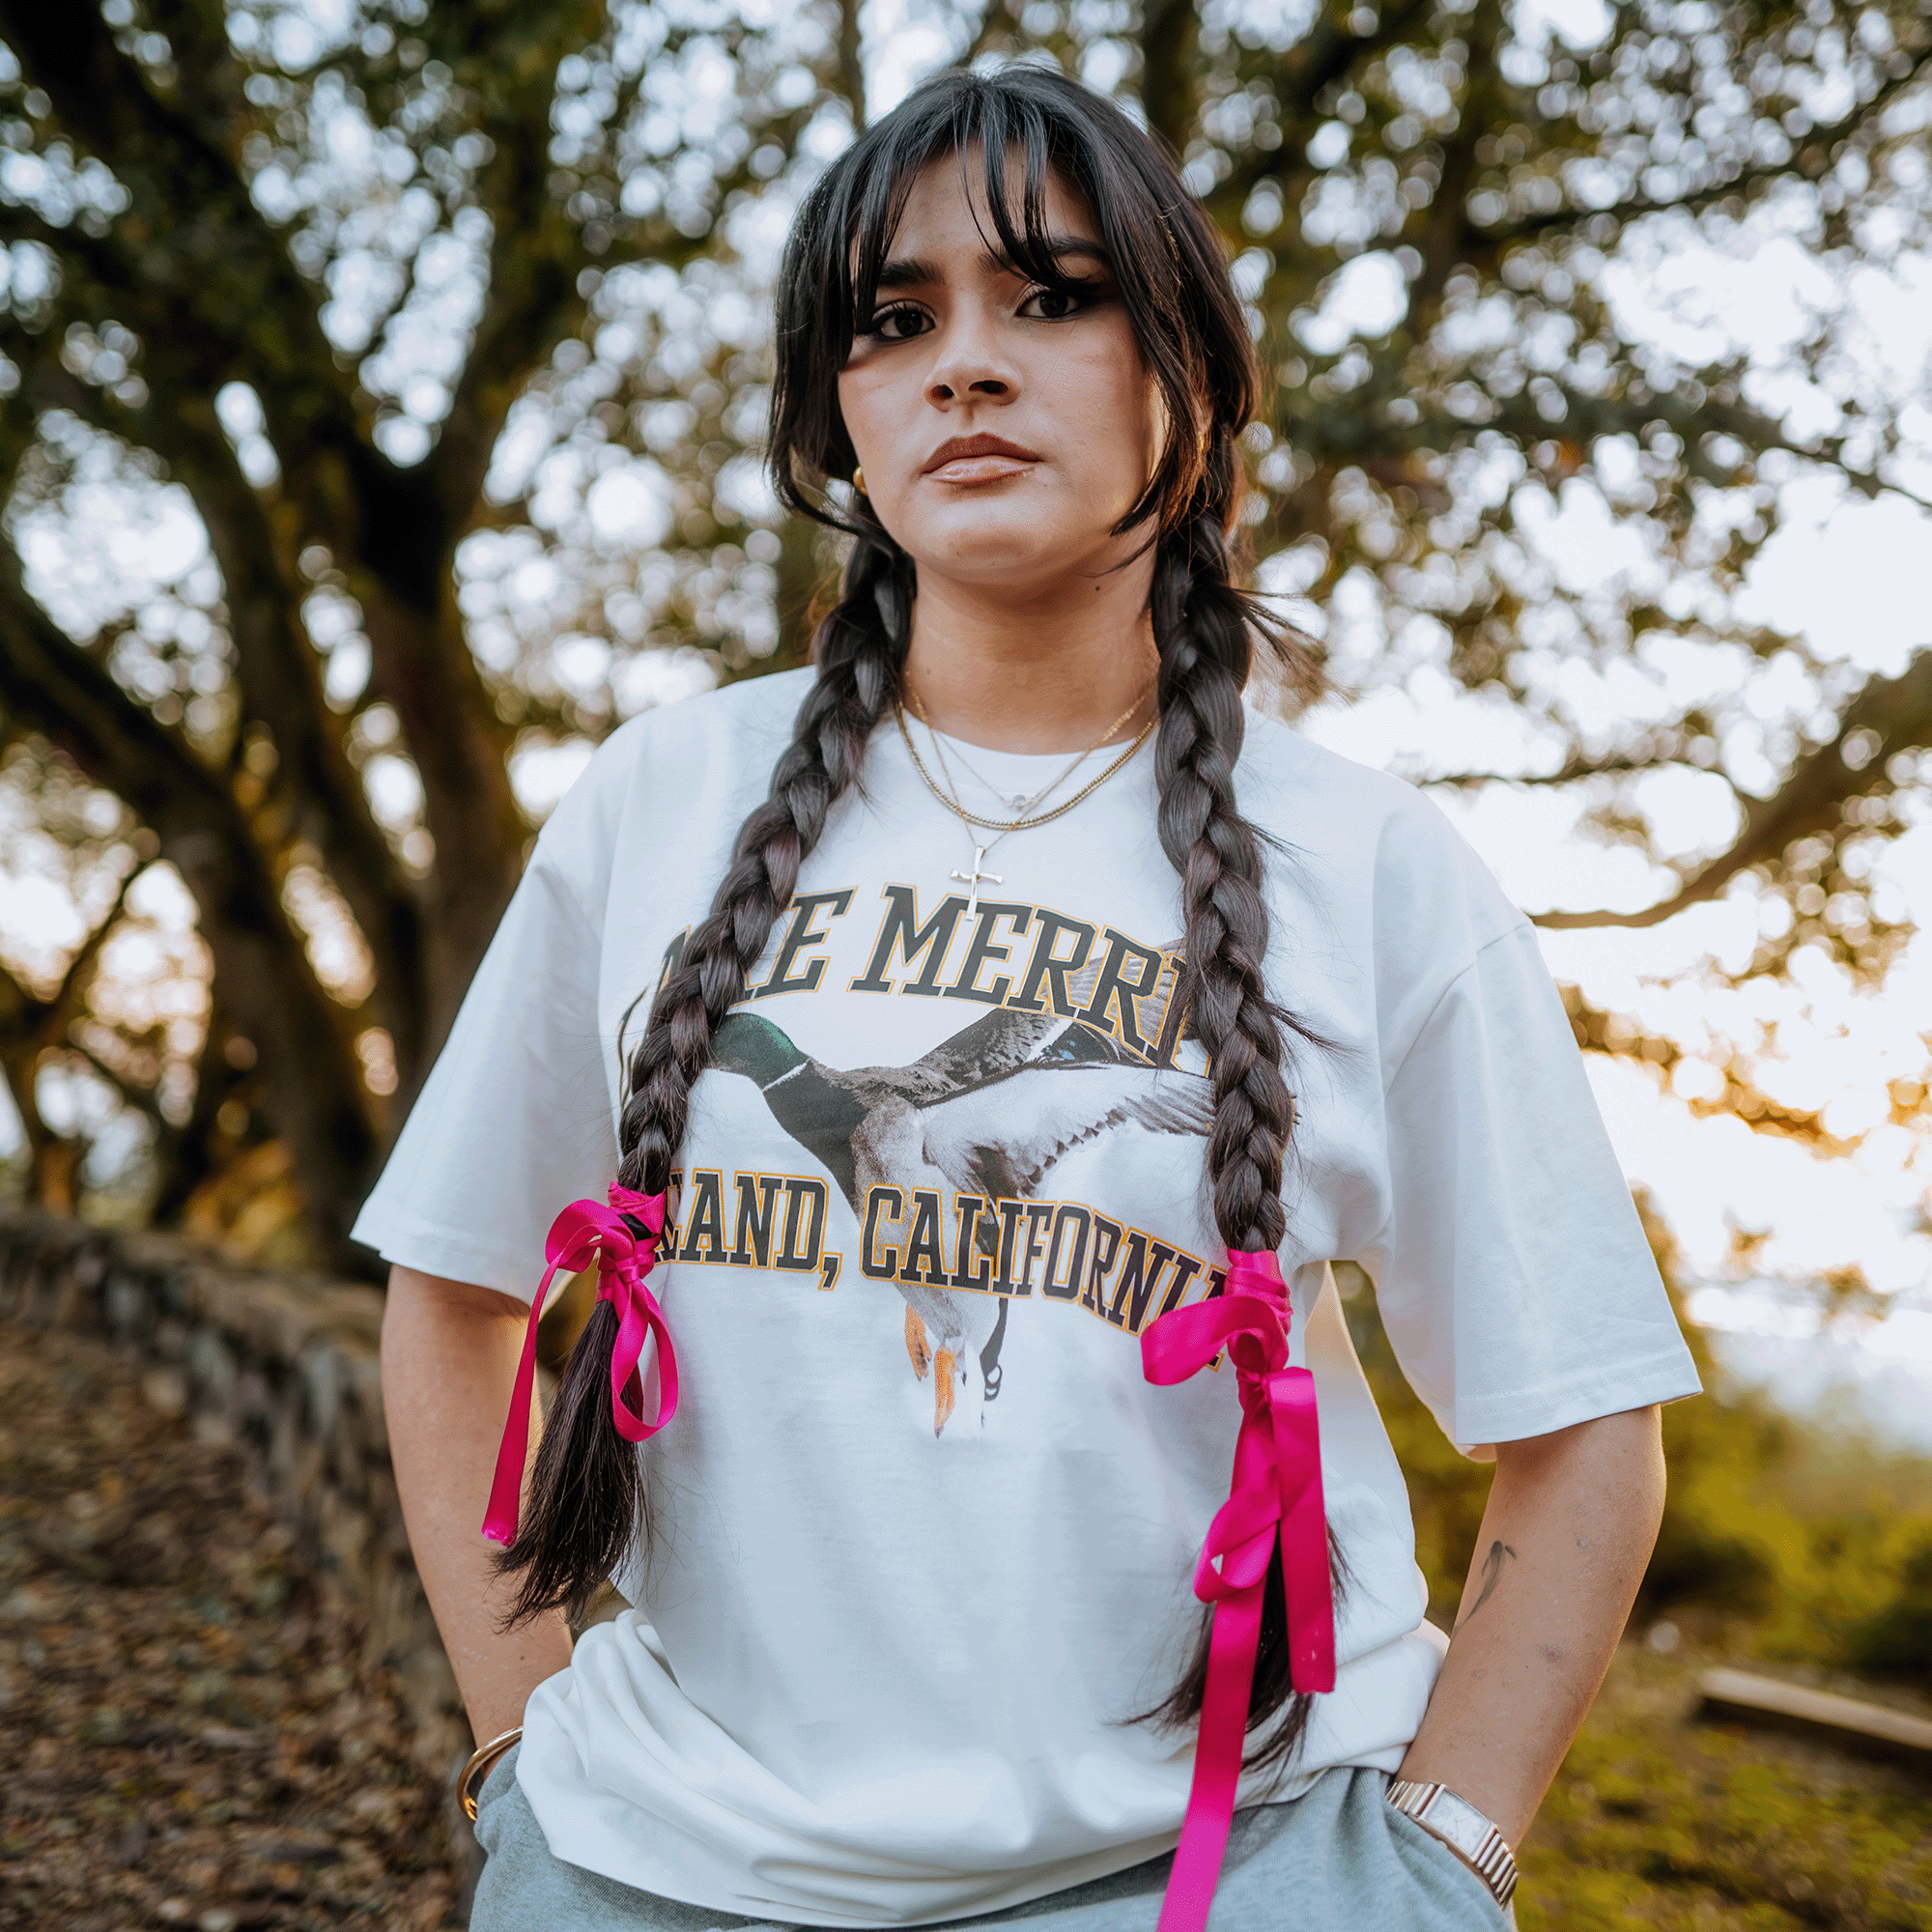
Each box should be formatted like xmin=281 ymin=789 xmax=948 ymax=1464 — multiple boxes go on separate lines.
xmin=1457 ymin=1540 xmax=1518 ymax=1629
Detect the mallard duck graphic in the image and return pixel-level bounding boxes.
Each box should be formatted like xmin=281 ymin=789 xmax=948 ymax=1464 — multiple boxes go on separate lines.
xmin=710 ymin=1005 xmax=1210 ymax=1434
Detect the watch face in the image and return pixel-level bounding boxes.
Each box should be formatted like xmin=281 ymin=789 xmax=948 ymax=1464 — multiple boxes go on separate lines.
xmin=1387 ymin=1782 xmax=1517 ymax=1910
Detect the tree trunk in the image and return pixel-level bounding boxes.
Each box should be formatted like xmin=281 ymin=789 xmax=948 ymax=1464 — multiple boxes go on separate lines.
xmin=0 ymin=543 xmax=382 ymax=1270
xmin=31 ymin=1134 xmax=80 ymax=1217
xmin=359 ymin=581 xmax=527 ymax=1055
xmin=149 ymin=997 xmax=257 ymax=1229
xmin=1140 ymin=0 xmax=1202 ymax=160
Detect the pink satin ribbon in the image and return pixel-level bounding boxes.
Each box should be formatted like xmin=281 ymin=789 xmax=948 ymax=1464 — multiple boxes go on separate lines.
xmin=1140 ymin=1248 xmax=1336 ymax=1932
xmin=481 ymin=1183 xmax=676 ymax=1547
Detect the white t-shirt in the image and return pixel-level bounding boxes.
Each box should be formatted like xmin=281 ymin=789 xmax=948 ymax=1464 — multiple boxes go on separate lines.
xmin=354 ymin=668 xmax=1699 ymax=1927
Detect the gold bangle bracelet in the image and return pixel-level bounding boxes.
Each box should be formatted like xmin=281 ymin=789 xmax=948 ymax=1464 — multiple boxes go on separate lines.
xmin=458 ymin=1725 xmax=523 ymax=1822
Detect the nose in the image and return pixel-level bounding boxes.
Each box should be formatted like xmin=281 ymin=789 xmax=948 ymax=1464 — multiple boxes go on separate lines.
xmin=924 ymin=305 xmax=1019 ymax=410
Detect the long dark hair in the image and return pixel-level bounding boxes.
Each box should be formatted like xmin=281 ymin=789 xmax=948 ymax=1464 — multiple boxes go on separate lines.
xmin=499 ymin=62 xmax=1328 ymax=1773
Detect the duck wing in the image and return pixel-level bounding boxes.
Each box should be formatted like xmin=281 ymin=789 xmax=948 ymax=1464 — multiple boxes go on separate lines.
xmin=898 ymin=1006 xmax=1097 ymax=1092
xmin=918 ymin=1061 xmax=1211 ymax=1203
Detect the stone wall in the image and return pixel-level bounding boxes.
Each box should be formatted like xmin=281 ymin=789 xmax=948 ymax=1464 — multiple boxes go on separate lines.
xmin=0 ymin=1208 xmax=473 ymax=1874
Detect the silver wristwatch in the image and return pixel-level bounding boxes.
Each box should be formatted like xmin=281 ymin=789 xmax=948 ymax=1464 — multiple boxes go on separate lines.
xmin=1385 ymin=1778 xmax=1519 ymax=1911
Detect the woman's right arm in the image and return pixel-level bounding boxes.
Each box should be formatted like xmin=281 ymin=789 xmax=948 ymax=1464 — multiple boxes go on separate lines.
xmin=380 ymin=1265 xmax=575 ymax=1744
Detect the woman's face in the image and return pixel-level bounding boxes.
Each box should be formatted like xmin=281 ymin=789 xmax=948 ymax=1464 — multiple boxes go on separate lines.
xmin=837 ymin=150 xmax=1165 ymax=596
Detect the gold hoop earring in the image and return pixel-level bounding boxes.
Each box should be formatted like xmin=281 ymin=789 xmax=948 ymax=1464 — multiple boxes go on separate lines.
xmin=852 ymin=466 xmax=867 ymax=495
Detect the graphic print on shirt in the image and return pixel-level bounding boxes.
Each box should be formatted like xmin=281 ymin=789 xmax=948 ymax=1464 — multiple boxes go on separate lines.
xmin=652 ymin=886 xmax=1228 ymax=1435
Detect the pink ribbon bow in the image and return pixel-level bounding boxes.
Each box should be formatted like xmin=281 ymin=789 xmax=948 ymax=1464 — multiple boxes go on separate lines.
xmin=1140 ymin=1248 xmax=1336 ymax=1932
xmin=481 ymin=1183 xmax=676 ymax=1548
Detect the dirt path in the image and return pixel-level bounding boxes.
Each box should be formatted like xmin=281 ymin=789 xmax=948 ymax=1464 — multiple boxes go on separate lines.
xmin=0 ymin=1315 xmax=460 ymax=1932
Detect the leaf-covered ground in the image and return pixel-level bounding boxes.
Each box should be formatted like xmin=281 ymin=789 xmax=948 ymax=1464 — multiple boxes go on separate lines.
xmin=0 ymin=1316 xmax=459 ymax=1932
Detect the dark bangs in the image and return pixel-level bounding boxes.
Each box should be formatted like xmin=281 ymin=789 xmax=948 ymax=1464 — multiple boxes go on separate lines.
xmin=768 ymin=65 xmax=1257 ymax=545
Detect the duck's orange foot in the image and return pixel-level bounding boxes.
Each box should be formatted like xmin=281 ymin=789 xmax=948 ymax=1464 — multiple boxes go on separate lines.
xmin=905 ymin=1306 xmax=931 ymax=1380
xmin=932 ymin=1349 xmax=957 ymax=1435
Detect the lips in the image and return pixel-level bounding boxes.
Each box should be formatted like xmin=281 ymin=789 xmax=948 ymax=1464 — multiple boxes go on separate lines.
xmin=922 ymin=433 xmax=1042 ymax=484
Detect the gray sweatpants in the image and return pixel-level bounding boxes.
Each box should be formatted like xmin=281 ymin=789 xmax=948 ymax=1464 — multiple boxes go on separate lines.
xmin=470 ymin=1747 xmax=1510 ymax=1931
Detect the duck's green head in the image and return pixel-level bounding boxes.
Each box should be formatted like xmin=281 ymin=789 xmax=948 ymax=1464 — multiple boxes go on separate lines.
xmin=711 ymin=1012 xmax=810 ymax=1089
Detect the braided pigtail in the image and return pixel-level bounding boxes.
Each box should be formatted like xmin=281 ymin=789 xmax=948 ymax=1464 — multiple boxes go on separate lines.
xmin=497 ymin=508 xmax=913 ymax=1626
xmin=1137 ymin=449 xmax=1332 ymax=1772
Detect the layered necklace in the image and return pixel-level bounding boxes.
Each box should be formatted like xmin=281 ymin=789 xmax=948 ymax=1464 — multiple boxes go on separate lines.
xmin=895 ymin=679 xmax=1158 ymax=919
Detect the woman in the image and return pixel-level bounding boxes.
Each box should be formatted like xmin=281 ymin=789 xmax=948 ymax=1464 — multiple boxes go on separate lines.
xmin=360 ymin=64 xmax=1698 ymax=1932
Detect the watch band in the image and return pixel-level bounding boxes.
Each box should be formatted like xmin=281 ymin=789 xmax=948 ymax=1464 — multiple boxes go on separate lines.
xmin=1385 ymin=1777 xmax=1519 ymax=1911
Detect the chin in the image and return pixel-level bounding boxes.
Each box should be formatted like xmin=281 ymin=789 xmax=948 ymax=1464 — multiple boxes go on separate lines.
xmin=904 ymin=504 xmax=1104 ymax=582
xmin=916 ymin=538 xmax=1076 ymax=586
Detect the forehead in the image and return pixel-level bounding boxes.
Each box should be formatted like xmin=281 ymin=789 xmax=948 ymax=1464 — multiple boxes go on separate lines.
xmin=873 ymin=144 xmax=1098 ymax=263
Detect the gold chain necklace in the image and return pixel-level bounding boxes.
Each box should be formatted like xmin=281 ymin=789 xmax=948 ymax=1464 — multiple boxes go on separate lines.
xmin=903 ymin=680 xmax=1151 ymax=820
xmin=893 ymin=685 xmax=1157 ymax=917
xmin=895 ymin=697 xmax=1156 ymax=836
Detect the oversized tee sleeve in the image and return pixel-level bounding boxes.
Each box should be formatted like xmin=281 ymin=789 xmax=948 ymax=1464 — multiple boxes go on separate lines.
xmin=1354 ymin=920 xmax=1702 ymax=1456
xmin=350 ymin=847 xmax=620 ymax=1301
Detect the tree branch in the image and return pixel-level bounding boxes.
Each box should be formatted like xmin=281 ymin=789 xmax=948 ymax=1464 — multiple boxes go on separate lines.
xmin=1406 ymin=0 xmax=1504 ymax=332
xmin=0 ymin=952 xmax=58 ymax=1170
xmin=0 ymin=849 xmax=144 ymax=1055
xmin=0 ymin=0 xmax=460 ymax=726
xmin=957 ymin=0 xmax=1009 ymax=66
xmin=45 ymin=859 xmax=148 ymax=1036
xmin=429 ymin=5 xmax=609 ymax=535
xmin=1420 ymin=749 xmax=1669 ymax=790
xmin=0 ymin=3 xmax=372 ymax=541
xmin=838 ymin=0 xmax=867 ymax=132
xmin=435 ymin=17 xmax=819 ymax=534
xmin=0 ymin=10 xmax=532 ymax=1058
xmin=1221 ymin=0 xmax=1440 ymax=207
xmin=1372 ymin=365 xmax=1930 ymax=521
xmin=69 ymin=1033 xmax=161 ymax=1120
xmin=148 ymin=987 xmax=251 ymax=1227
xmin=1471 ymin=46 xmax=1932 ymax=254
xmin=0 ymin=203 xmax=137 ymax=303
xmin=1532 ymin=645 xmax=1932 ymax=929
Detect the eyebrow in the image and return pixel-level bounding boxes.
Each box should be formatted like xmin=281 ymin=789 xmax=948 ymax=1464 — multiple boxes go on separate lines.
xmin=870 ymin=236 xmax=1113 ymax=293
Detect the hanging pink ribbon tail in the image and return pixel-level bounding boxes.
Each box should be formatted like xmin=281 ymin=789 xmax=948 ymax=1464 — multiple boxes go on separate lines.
xmin=481 ymin=1183 xmax=675 ymax=1548
xmin=1140 ymin=1248 xmax=1335 ymax=1932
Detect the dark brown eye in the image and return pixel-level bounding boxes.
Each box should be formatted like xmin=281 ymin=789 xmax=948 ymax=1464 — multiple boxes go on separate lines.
xmin=1018 ymin=280 xmax=1103 ymax=320
xmin=863 ymin=304 xmax=930 ymax=342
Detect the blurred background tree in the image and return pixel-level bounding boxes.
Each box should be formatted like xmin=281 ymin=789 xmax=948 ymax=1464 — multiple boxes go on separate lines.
xmin=0 ymin=0 xmax=1925 ymax=1270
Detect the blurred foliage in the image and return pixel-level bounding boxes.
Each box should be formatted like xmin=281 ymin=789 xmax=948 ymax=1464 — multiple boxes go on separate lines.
xmin=1520 ymin=1655 xmax=1932 ymax=1929
xmin=1843 ymin=1541 xmax=1932 ymax=1689
xmin=1345 ymin=1190 xmax=1932 ymax=1917
xmin=1342 ymin=1195 xmax=1932 ymax=1925
xmin=1341 ymin=1200 xmax=1932 ymax=1688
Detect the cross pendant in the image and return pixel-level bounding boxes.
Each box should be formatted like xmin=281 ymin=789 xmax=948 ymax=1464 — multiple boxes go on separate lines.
xmin=950 ymin=845 xmax=1003 ymax=922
